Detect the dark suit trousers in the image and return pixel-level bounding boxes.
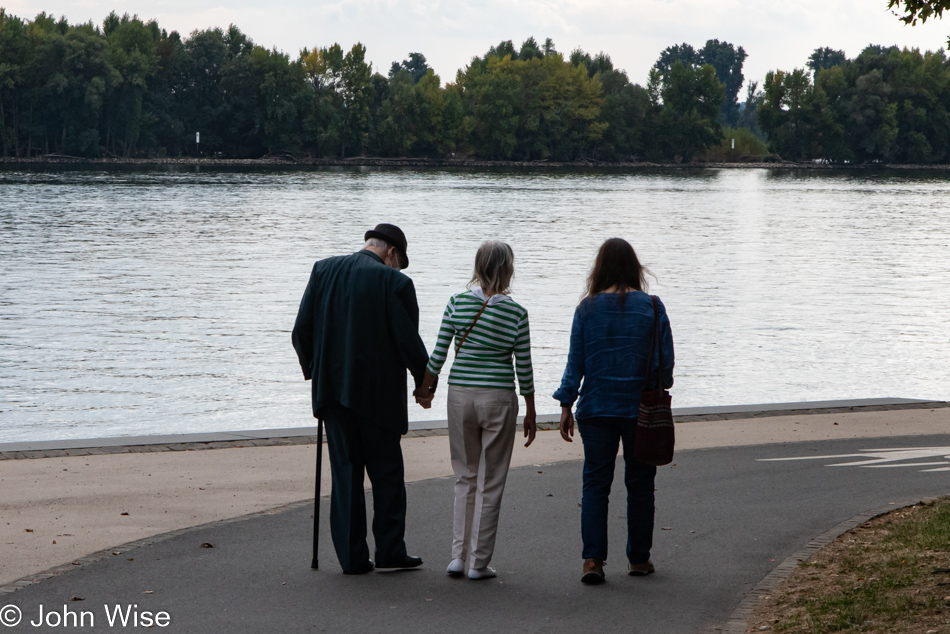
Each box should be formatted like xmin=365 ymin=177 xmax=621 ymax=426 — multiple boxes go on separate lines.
xmin=321 ymin=403 xmax=409 ymax=572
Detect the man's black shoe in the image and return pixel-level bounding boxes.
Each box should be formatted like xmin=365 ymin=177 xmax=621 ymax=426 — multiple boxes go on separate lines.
xmin=342 ymin=560 xmax=375 ymax=575
xmin=376 ymin=555 xmax=423 ymax=569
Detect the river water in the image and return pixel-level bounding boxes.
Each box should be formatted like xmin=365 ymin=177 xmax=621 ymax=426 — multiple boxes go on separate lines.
xmin=1 ymin=166 xmax=949 ymax=442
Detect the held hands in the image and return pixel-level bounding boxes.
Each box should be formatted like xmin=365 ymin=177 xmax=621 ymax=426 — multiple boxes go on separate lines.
xmin=413 ymin=386 xmax=433 ymax=409
xmin=413 ymin=370 xmax=438 ymax=409
xmin=559 ymin=406 xmax=575 ymax=442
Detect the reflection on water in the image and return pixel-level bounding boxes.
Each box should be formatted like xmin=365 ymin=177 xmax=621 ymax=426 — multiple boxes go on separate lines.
xmin=1 ymin=167 xmax=949 ymax=442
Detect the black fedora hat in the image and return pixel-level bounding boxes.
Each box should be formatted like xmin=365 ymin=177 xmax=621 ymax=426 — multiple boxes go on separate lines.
xmin=365 ymin=223 xmax=409 ymax=269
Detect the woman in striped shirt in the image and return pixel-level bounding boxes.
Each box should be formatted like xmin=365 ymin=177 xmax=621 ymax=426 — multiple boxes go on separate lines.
xmin=418 ymin=240 xmax=537 ymax=580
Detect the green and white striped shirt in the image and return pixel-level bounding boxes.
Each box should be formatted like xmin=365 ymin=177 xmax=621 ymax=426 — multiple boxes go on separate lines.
xmin=426 ymin=289 xmax=535 ymax=395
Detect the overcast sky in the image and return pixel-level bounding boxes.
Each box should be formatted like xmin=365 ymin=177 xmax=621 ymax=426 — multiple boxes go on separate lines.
xmin=6 ymin=0 xmax=949 ymax=90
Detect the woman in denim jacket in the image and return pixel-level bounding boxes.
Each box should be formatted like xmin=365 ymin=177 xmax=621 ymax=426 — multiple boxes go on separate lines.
xmin=554 ymin=238 xmax=674 ymax=585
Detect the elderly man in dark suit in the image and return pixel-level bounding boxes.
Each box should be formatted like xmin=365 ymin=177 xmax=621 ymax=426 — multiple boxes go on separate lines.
xmin=292 ymin=224 xmax=434 ymax=575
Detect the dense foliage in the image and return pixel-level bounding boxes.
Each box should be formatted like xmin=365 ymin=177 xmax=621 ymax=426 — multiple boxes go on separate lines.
xmin=757 ymin=45 xmax=950 ymax=163
xmin=652 ymin=40 xmax=747 ymax=126
xmin=887 ymin=0 xmax=950 ymax=24
xmin=3 ymin=9 xmax=950 ymax=163
xmin=0 ymin=11 xmax=731 ymax=161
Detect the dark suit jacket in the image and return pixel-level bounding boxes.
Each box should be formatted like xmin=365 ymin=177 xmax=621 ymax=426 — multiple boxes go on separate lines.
xmin=292 ymin=250 xmax=429 ymax=434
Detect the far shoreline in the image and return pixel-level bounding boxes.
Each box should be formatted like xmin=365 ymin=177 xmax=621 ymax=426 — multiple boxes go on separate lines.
xmin=4 ymin=155 xmax=950 ymax=172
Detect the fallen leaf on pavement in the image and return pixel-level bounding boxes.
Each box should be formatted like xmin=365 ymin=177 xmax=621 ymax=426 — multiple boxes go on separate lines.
xmin=200 ymin=542 xmax=214 ymax=548
xmin=143 ymin=590 xmax=154 ymax=594
xmin=661 ymin=527 xmax=672 ymax=530
xmin=69 ymin=597 xmax=84 ymax=602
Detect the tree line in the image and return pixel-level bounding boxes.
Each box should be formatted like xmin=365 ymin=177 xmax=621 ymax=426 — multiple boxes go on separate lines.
xmin=1 ymin=8 xmax=949 ymax=163
xmin=755 ymin=45 xmax=950 ymax=163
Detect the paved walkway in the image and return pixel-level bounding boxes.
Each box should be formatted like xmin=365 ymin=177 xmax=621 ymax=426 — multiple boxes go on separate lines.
xmin=1 ymin=400 xmax=949 ymax=633
xmin=3 ymin=433 xmax=950 ymax=633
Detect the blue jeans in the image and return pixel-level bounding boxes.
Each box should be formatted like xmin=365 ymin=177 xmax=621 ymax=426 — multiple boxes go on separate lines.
xmin=578 ymin=417 xmax=656 ymax=564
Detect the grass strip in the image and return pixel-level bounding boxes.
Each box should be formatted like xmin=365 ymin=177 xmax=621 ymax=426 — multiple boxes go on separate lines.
xmin=750 ymin=497 xmax=950 ymax=633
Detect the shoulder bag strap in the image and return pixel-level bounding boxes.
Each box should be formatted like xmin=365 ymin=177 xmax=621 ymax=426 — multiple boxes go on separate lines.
xmin=644 ymin=295 xmax=661 ymax=390
xmin=455 ymin=299 xmax=490 ymax=357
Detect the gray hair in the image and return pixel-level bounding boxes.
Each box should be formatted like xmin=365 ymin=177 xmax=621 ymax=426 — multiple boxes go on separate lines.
xmin=468 ymin=241 xmax=514 ymax=296
xmin=364 ymin=237 xmax=391 ymax=250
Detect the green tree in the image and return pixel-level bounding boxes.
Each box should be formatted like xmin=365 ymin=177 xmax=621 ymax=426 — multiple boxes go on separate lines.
xmin=102 ymin=13 xmax=160 ymax=156
xmin=698 ymin=39 xmax=747 ymax=125
xmin=458 ymin=54 xmax=520 ymax=158
xmin=888 ymin=47 xmax=950 ymax=162
xmin=655 ymin=61 xmax=724 ymax=161
xmin=0 ymin=10 xmax=28 ymax=155
xmin=807 ymin=47 xmax=847 ymax=78
xmin=299 ymin=44 xmax=344 ymax=157
xmin=758 ymin=68 xmax=815 ymax=159
xmin=758 ymin=67 xmax=849 ymax=161
xmin=178 ymin=26 xmax=252 ymax=156
xmin=389 ymin=52 xmax=430 ymax=83
xmin=339 ymin=43 xmax=373 ymax=156
xmin=887 ymin=0 xmax=950 ymax=23
xmin=457 ymin=43 xmax=605 ymax=160
xmin=571 ymin=49 xmax=651 ymax=160
xmin=30 ymin=17 xmax=118 ymax=156
xmin=653 ymin=40 xmax=746 ymax=126
xmin=653 ymin=43 xmax=700 ymax=78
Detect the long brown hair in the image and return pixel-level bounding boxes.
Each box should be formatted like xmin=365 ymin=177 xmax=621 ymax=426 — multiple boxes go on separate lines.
xmin=584 ymin=238 xmax=650 ymax=300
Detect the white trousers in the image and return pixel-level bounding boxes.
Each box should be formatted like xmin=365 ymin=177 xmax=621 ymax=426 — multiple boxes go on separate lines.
xmin=447 ymin=385 xmax=519 ymax=570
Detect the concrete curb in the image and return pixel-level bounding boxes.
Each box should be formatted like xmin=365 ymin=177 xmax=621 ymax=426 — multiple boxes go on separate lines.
xmin=720 ymin=495 xmax=943 ymax=633
xmin=1 ymin=399 xmax=945 ymax=461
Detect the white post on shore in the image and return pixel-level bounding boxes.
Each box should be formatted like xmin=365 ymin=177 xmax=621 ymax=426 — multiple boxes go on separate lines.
xmin=196 ymin=132 xmax=200 ymax=158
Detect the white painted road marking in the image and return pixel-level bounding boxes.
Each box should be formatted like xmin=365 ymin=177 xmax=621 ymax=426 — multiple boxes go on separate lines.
xmin=759 ymin=447 xmax=950 ymax=472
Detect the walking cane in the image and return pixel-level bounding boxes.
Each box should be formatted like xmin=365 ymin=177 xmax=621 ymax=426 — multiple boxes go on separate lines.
xmin=311 ymin=418 xmax=324 ymax=570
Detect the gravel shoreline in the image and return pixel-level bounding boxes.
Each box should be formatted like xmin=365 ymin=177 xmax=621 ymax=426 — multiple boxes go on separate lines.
xmin=4 ymin=155 xmax=950 ymax=170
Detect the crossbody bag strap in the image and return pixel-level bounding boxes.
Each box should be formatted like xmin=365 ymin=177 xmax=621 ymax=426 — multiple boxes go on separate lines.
xmin=455 ymin=299 xmax=490 ymax=357
xmin=644 ymin=295 xmax=661 ymax=390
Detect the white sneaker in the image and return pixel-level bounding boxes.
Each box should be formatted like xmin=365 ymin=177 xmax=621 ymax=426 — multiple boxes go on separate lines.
xmin=446 ymin=558 xmax=465 ymax=577
xmin=467 ymin=566 xmax=497 ymax=580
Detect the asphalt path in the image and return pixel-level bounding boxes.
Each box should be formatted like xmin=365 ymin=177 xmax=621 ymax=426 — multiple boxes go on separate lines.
xmin=5 ymin=434 xmax=950 ymax=633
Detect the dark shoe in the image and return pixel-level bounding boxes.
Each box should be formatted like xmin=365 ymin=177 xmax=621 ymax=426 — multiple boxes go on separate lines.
xmin=376 ymin=555 xmax=423 ymax=569
xmin=342 ymin=560 xmax=375 ymax=575
xmin=628 ymin=560 xmax=655 ymax=576
xmin=581 ymin=558 xmax=605 ymax=585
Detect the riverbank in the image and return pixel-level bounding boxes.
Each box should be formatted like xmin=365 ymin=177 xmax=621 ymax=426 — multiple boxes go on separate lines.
xmin=2 ymin=400 xmax=948 ymax=591
xmin=4 ymin=154 xmax=950 ymax=170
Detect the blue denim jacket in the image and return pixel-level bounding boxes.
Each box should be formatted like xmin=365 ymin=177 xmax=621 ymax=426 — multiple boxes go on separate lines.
xmin=553 ymin=291 xmax=674 ymax=421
